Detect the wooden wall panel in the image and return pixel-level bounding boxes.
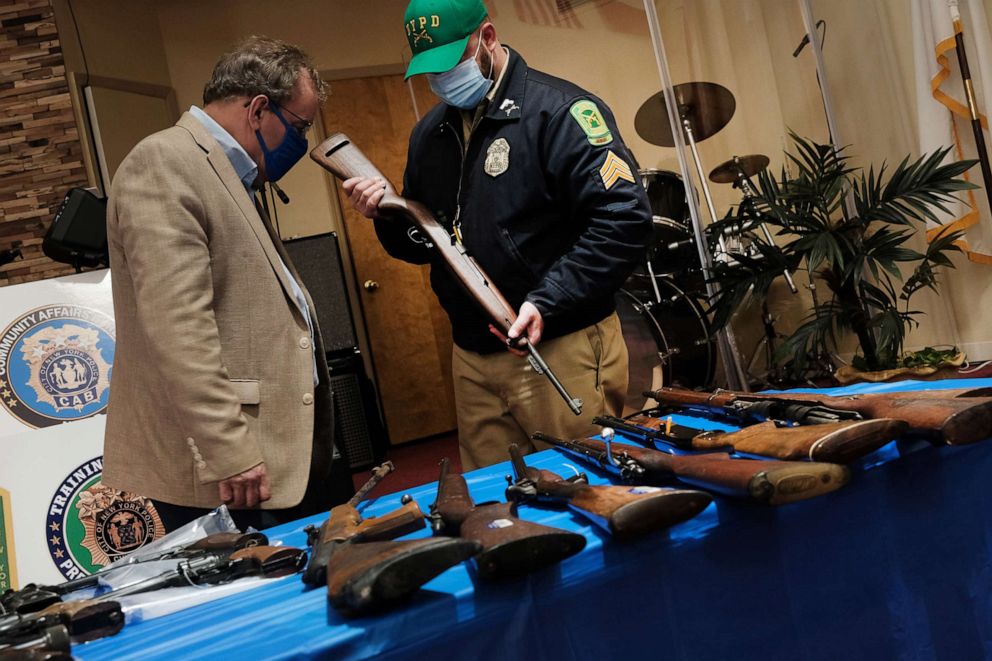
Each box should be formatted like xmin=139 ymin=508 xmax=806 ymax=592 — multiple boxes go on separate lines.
xmin=0 ymin=0 xmax=89 ymax=286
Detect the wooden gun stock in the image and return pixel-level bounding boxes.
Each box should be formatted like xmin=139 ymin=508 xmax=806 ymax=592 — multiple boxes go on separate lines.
xmin=228 ymin=545 xmax=307 ymax=578
xmin=648 ymin=387 xmax=992 ymax=445
xmin=326 ymin=537 xmax=480 ymax=617
xmin=431 ymin=458 xmax=586 ymax=580
xmin=506 ymin=445 xmax=712 ymax=541
xmin=310 ymin=134 xmax=583 ymax=415
xmin=29 ymin=601 xmax=123 ymax=642
xmin=310 ymin=134 xmax=516 ymax=332
xmin=537 ymin=434 xmax=850 ymax=505
xmin=625 ymin=414 xmax=907 ymax=463
xmin=303 ymin=499 xmax=426 ymax=587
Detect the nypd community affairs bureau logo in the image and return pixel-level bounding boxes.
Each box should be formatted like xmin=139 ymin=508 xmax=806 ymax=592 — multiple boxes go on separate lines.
xmin=47 ymin=458 xmax=165 ymax=580
xmin=0 ymin=304 xmax=115 ymax=428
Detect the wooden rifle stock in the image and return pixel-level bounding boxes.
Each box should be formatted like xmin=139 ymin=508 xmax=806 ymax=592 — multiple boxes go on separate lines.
xmin=622 ymin=414 xmax=907 ymax=463
xmin=310 ymin=134 xmax=583 ymax=415
xmin=431 ymin=458 xmax=586 ymax=579
xmin=505 ymin=445 xmax=712 ymax=540
xmin=534 ymin=433 xmax=850 ymax=505
xmin=325 ymin=537 xmax=480 ymax=617
xmin=649 ymin=387 xmax=992 ymax=445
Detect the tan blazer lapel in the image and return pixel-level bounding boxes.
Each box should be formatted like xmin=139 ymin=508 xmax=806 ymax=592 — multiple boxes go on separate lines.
xmin=175 ymin=112 xmax=301 ymax=316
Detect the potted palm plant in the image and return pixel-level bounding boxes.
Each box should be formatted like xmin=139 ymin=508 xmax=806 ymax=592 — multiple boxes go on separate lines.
xmin=708 ymin=133 xmax=975 ymax=381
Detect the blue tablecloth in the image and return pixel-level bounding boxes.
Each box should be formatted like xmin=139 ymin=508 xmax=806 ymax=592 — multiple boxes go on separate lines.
xmin=75 ymin=379 xmax=992 ymax=660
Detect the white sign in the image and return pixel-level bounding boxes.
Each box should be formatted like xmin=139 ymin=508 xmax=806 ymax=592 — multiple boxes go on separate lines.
xmin=0 ymin=270 xmax=165 ymax=589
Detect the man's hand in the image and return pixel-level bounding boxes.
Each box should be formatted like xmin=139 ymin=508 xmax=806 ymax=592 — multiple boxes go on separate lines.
xmin=342 ymin=176 xmax=388 ymax=218
xmin=219 ymin=462 xmax=271 ymax=509
xmin=489 ymin=301 xmax=544 ymax=357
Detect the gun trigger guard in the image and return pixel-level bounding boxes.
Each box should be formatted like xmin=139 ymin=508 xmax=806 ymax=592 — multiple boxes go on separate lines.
xmin=407 ymin=227 xmax=433 ymax=248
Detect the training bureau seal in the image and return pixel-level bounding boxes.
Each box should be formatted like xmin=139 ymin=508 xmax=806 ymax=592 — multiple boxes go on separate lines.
xmin=0 ymin=304 xmax=115 ymax=428
xmin=46 ymin=458 xmax=164 ymax=580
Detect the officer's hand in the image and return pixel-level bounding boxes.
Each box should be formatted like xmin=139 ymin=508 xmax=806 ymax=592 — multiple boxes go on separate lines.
xmin=342 ymin=176 xmax=388 ymax=219
xmin=219 ymin=462 xmax=271 ymax=509
xmin=488 ymin=324 xmax=527 ymax=357
xmin=500 ymin=301 xmax=544 ymax=356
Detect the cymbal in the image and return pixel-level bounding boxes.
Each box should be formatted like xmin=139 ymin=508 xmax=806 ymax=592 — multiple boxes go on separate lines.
xmin=634 ymin=82 xmax=736 ymax=147
xmin=709 ymin=154 xmax=770 ymax=184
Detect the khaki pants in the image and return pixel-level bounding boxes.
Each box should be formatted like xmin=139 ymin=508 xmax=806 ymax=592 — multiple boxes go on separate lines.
xmin=452 ymin=312 xmax=628 ymax=470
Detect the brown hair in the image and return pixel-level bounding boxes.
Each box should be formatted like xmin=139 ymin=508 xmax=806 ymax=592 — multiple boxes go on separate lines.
xmin=202 ymin=36 xmax=326 ymax=105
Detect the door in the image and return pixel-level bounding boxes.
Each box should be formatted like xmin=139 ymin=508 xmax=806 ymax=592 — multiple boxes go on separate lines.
xmin=320 ymin=74 xmax=457 ymax=444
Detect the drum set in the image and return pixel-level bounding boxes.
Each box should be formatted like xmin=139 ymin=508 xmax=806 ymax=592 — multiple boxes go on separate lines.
xmin=618 ymin=81 xmax=797 ymax=411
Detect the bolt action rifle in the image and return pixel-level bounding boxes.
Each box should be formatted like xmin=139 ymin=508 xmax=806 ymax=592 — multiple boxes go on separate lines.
xmin=0 ymin=545 xmax=305 ymax=642
xmin=504 ymin=444 xmax=711 ymax=540
xmin=310 ymin=133 xmax=583 ymax=415
xmin=2 ymin=531 xmax=267 ymax=615
xmin=593 ymin=412 xmax=906 ymax=464
xmin=430 ymin=458 xmax=586 ymax=580
xmin=304 ymin=461 xmax=480 ymax=617
xmin=534 ymin=431 xmax=850 ymax=505
xmin=646 ymin=387 xmax=992 ymax=445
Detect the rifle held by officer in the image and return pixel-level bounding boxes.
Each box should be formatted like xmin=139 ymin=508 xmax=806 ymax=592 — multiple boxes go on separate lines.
xmin=595 ymin=413 xmax=906 ymax=464
xmin=504 ymin=444 xmax=711 ymax=540
xmin=310 ymin=133 xmax=583 ymax=416
xmin=534 ymin=432 xmax=850 ymax=505
xmin=430 ymin=458 xmax=585 ymax=580
xmin=646 ymin=387 xmax=992 ymax=445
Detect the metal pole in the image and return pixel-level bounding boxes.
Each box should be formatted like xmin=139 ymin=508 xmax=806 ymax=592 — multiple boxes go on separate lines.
xmin=642 ymin=0 xmax=749 ymax=391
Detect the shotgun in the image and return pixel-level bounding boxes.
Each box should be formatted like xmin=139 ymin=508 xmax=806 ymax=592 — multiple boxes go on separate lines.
xmin=430 ymin=458 xmax=586 ymax=580
xmin=593 ymin=413 xmax=906 ymax=464
xmin=534 ymin=432 xmax=850 ymax=505
xmin=306 ymin=463 xmax=481 ymax=617
xmin=2 ymin=530 xmax=268 ymax=614
xmin=646 ymin=387 xmax=992 ymax=445
xmin=302 ymin=461 xmax=427 ymax=587
xmin=310 ymin=133 xmax=582 ymax=416
xmin=504 ymin=444 xmax=711 ymax=540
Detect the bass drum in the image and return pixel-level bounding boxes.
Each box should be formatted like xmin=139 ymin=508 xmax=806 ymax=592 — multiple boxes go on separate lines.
xmin=615 ymin=277 xmax=716 ymax=414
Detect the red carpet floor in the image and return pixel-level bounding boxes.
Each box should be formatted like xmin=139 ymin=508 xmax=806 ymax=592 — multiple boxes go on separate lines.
xmin=350 ymin=431 xmax=462 ymax=502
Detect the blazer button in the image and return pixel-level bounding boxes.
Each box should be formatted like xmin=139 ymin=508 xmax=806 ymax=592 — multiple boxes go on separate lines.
xmin=196 ymin=461 xmax=207 ymax=470
xmin=299 ymin=336 xmax=311 ymax=349
xmin=302 ymin=393 xmax=314 ymax=405
xmin=186 ymin=437 xmax=195 ymax=447
xmin=193 ymin=452 xmax=203 ymax=461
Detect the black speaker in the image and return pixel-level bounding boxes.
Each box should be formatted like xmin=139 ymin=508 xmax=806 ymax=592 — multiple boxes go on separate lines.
xmin=327 ymin=353 xmax=387 ymax=471
xmin=284 ymin=232 xmax=358 ymax=355
xmin=44 ymin=188 xmax=108 ymax=270
xmin=284 ymin=232 xmax=387 ymax=470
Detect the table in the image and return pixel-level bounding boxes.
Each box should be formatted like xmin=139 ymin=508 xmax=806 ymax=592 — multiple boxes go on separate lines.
xmin=75 ymin=379 xmax=992 ymax=660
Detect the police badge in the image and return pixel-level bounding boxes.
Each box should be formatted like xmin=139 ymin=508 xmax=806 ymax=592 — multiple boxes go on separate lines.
xmin=484 ymin=138 xmax=510 ymax=177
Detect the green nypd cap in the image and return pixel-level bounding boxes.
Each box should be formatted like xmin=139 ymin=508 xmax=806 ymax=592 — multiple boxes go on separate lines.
xmin=403 ymin=0 xmax=488 ymax=80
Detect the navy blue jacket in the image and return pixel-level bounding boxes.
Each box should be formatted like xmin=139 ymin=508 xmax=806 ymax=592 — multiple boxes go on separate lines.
xmin=374 ymin=48 xmax=651 ymax=353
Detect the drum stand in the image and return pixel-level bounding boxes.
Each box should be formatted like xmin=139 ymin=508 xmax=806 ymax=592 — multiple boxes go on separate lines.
xmin=679 ymin=116 xmax=750 ymax=391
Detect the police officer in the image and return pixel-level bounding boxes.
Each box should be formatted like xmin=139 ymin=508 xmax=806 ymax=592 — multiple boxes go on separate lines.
xmin=345 ymin=0 xmax=651 ymax=470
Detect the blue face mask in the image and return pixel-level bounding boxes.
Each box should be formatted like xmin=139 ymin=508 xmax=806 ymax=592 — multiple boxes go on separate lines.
xmin=428 ymin=39 xmax=494 ymax=109
xmin=255 ymin=103 xmax=309 ymax=182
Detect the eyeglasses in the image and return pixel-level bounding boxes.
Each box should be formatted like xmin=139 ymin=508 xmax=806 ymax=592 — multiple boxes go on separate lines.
xmin=269 ymin=102 xmax=313 ymax=138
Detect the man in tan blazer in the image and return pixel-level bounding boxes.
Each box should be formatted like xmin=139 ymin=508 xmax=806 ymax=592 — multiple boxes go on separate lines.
xmin=103 ymin=37 xmax=353 ymax=531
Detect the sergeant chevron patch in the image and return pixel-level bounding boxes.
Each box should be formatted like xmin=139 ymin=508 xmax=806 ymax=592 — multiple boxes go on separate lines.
xmin=599 ymin=150 xmax=634 ymax=189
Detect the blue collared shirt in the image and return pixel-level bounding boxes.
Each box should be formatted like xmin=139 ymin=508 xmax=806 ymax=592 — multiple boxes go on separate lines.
xmin=189 ymin=105 xmax=318 ymax=385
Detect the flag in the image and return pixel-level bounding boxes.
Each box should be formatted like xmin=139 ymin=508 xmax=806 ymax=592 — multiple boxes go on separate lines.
xmin=913 ymin=0 xmax=992 ymax=263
